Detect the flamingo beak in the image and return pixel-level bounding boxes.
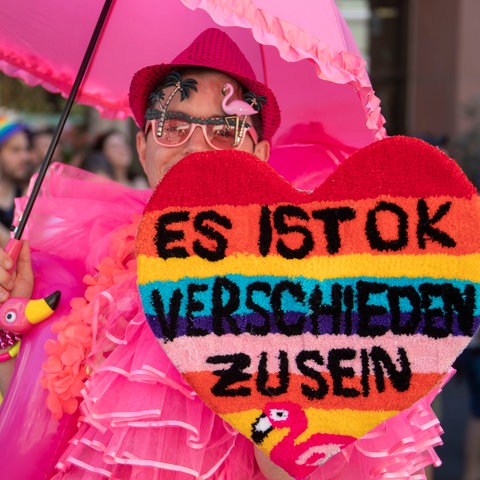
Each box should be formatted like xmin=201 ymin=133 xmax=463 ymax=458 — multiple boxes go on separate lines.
xmin=252 ymin=412 xmax=273 ymax=444
xmin=25 ymin=290 xmax=61 ymax=325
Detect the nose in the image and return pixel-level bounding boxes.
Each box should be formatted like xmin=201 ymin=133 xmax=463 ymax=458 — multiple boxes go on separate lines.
xmin=182 ymin=125 xmax=213 ymax=154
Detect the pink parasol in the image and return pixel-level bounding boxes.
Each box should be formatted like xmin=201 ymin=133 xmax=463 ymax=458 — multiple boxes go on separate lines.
xmin=0 ymin=0 xmax=386 ymax=189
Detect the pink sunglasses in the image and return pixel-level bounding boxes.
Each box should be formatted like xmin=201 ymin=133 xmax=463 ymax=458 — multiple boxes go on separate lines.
xmin=144 ymin=113 xmax=258 ymax=150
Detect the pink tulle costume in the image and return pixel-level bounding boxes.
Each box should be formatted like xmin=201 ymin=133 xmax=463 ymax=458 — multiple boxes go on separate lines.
xmin=13 ymin=163 xmax=448 ymax=479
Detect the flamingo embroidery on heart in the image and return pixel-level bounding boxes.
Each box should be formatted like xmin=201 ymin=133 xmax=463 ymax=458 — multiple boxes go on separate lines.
xmin=136 ymin=136 xmax=480 ymax=479
xmin=252 ymin=401 xmax=356 ymax=477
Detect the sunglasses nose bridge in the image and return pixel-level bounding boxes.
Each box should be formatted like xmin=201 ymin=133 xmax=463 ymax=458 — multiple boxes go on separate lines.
xmin=185 ymin=123 xmax=217 ymax=150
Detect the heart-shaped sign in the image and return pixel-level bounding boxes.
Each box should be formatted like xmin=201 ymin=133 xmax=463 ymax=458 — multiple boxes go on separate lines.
xmin=136 ymin=136 xmax=480 ymax=479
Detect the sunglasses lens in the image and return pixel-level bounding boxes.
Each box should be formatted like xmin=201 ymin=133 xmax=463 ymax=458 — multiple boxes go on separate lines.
xmin=149 ymin=117 xmax=255 ymax=149
xmin=207 ymin=123 xmax=237 ymax=149
xmin=160 ymin=118 xmax=192 ymax=145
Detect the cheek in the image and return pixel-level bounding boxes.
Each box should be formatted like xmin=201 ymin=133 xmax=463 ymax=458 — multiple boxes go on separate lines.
xmin=236 ymin=137 xmax=255 ymax=156
xmin=2 ymin=152 xmax=21 ymax=167
xmin=143 ymin=143 xmax=181 ymax=186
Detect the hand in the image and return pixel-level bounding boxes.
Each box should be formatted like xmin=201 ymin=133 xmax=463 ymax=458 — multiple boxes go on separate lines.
xmin=0 ymin=241 xmax=34 ymax=396
xmin=0 ymin=241 xmax=34 ymax=301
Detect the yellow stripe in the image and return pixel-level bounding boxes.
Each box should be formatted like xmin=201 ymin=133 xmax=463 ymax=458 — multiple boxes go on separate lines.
xmin=301 ymin=406 xmax=397 ymax=439
xmin=221 ymin=407 xmax=398 ymax=452
xmin=137 ymin=252 xmax=480 ymax=283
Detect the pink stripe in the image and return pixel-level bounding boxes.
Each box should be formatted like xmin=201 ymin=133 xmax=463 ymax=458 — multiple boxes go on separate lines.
xmin=163 ymin=332 xmax=467 ymax=375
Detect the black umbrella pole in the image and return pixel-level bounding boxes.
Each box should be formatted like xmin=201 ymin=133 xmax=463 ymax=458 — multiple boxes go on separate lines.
xmin=13 ymin=0 xmax=115 ymax=241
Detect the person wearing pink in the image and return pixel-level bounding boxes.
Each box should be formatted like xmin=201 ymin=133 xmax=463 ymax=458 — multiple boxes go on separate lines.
xmin=0 ymin=29 xmax=445 ymax=479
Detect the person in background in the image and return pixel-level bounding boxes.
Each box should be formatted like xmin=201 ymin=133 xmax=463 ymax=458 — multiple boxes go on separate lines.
xmin=29 ymin=126 xmax=62 ymax=173
xmin=0 ymin=117 xmax=32 ymax=246
xmin=80 ymin=149 xmax=115 ymax=180
xmin=81 ymin=129 xmax=148 ymax=188
xmin=61 ymin=123 xmax=91 ymax=168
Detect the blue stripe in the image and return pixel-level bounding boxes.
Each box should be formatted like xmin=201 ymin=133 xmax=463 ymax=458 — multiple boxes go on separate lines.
xmin=139 ymin=275 xmax=480 ymax=316
xmin=138 ymin=275 xmax=480 ymax=341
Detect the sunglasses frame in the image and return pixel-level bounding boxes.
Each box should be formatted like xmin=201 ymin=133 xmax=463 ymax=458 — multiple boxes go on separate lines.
xmin=144 ymin=114 xmax=259 ymax=151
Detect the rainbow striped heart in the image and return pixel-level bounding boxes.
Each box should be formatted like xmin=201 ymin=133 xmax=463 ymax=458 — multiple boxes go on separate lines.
xmin=136 ymin=136 xmax=480 ymax=479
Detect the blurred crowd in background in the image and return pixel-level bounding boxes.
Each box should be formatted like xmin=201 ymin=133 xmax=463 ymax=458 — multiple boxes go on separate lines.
xmin=0 ymin=112 xmax=148 ymax=247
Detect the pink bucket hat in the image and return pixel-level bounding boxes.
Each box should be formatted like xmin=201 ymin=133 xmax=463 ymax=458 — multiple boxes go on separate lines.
xmin=129 ymin=28 xmax=281 ymax=142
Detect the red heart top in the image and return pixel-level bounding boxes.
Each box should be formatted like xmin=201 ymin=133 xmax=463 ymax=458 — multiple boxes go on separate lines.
xmin=145 ymin=136 xmax=476 ymax=212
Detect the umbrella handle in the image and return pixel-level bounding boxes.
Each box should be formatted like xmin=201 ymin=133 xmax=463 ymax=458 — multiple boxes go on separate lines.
xmin=5 ymin=238 xmax=22 ymax=274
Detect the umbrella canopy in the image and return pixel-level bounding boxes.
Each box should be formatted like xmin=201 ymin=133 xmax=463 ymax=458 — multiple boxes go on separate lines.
xmin=0 ymin=0 xmax=386 ymax=187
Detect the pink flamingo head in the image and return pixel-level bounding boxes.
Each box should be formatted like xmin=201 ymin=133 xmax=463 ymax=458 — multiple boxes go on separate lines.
xmin=0 ymin=291 xmax=60 ymax=335
xmin=252 ymin=401 xmax=307 ymax=444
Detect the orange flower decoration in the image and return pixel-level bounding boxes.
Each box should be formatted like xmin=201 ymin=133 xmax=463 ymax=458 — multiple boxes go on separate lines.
xmin=41 ymin=217 xmax=140 ymax=419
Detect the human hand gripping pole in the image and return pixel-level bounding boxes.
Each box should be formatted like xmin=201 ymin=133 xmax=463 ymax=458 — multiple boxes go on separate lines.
xmin=0 ymin=239 xmax=26 ymax=362
xmin=0 ymin=239 xmax=60 ymax=363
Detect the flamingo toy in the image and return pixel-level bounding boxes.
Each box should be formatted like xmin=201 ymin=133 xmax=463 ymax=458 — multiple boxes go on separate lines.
xmin=252 ymin=401 xmax=356 ymax=479
xmin=0 ymin=291 xmax=61 ymax=362
xmin=221 ymin=83 xmax=258 ymax=146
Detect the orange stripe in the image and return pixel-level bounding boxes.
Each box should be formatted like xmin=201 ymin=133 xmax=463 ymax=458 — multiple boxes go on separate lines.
xmin=137 ymin=197 xmax=480 ymax=258
xmin=182 ymin=371 xmax=443 ymax=415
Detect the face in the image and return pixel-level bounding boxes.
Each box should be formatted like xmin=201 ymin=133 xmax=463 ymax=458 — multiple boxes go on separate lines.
xmin=31 ymin=132 xmax=60 ymax=166
xmin=0 ymin=131 xmax=32 ymax=184
xmin=32 ymin=133 xmax=51 ymax=165
xmin=103 ymin=132 xmax=132 ymax=168
xmin=136 ymin=71 xmax=270 ymax=188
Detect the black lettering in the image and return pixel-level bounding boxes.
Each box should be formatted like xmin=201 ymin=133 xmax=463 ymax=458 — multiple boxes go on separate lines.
xmin=207 ymin=353 xmax=252 ymax=397
xmin=212 ymin=277 xmax=241 ymax=335
xmin=366 ymin=201 xmax=408 ymax=251
xmin=308 ymin=284 xmax=343 ymax=334
xmin=420 ymin=283 xmax=451 ymax=338
xmin=150 ymin=288 xmax=182 ymax=342
xmin=327 ymin=348 xmax=361 ymax=397
xmin=343 ymin=285 xmax=354 ymax=335
xmin=256 ymin=350 xmax=290 ymax=396
xmin=246 ymin=282 xmax=272 ymax=335
xmin=387 ymin=286 xmax=422 ymax=335
xmin=186 ymin=283 xmax=209 ymax=336
xmin=370 ymin=346 xmax=411 ymax=392
xmin=155 ymin=211 xmax=190 ymax=259
xmin=271 ymin=281 xmax=306 ymax=335
xmin=296 ymin=350 xmax=329 ymax=400
xmin=447 ymin=284 xmax=476 ymax=336
xmin=416 ymin=199 xmax=456 ymax=249
xmin=193 ymin=210 xmax=232 ymax=261
xmin=357 ymin=281 xmax=389 ymax=337
xmin=420 ymin=282 xmax=476 ymax=338
xmin=259 ymin=205 xmax=272 ymax=257
xmin=312 ymin=207 xmax=356 ymax=254
xmin=360 ymin=348 xmax=370 ymax=397
xmin=273 ymin=205 xmax=314 ymax=259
